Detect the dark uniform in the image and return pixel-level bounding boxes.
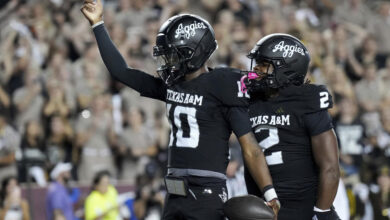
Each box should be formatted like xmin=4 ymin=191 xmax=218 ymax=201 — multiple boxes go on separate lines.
xmin=158 ymin=68 xmax=251 ymax=220
xmin=245 ymin=84 xmax=334 ymax=220
xmin=92 ymin=13 xmax=255 ymax=218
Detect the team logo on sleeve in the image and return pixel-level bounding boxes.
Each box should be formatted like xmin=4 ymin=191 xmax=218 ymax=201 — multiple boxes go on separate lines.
xmin=272 ymin=41 xmax=306 ymax=57
xmin=175 ymin=21 xmax=207 ymax=39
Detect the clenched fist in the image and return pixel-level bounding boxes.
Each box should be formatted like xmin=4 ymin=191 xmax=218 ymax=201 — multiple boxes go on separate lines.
xmin=80 ymin=0 xmax=103 ymax=26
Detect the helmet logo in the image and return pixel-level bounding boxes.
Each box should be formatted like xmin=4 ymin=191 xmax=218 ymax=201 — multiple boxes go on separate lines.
xmin=174 ymin=21 xmax=207 ymax=39
xmin=272 ymin=41 xmax=306 ymax=58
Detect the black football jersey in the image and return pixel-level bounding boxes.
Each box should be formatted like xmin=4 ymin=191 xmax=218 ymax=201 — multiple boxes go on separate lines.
xmin=245 ymin=84 xmax=333 ymax=200
xmin=141 ymin=68 xmax=251 ymax=176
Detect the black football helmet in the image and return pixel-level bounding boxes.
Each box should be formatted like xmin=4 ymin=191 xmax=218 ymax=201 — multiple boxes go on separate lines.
xmin=153 ymin=14 xmax=217 ymax=86
xmin=241 ymin=33 xmax=310 ymax=94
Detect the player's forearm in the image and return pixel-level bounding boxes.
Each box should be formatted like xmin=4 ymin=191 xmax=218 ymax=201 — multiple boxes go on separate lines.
xmin=239 ymin=133 xmax=273 ymax=189
xmin=92 ymin=24 xmax=150 ymax=92
xmin=93 ymin=24 xmax=128 ymax=78
xmin=316 ymin=165 xmax=340 ymax=209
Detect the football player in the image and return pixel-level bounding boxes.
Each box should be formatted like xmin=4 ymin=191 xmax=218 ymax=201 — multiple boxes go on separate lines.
xmin=241 ymin=34 xmax=341 ymax=220
xmin=80 ymin=0 xmax=280 ymax=219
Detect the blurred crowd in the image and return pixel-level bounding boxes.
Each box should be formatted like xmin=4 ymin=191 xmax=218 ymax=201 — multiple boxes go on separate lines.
xmin=0 ymin=0 xmax=389 ymax=219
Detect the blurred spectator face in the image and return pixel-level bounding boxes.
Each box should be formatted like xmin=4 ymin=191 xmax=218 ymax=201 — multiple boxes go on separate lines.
xmin=6 ymin=177 xmax=18 ymax=194
xmin=362 ymin=36 xmax=377 ymax=54
xmin=26 ymin=121 xmax=42 ymax=138
xmin=24 ymin=69 xmax=39 ymax=87
xmin=49 ymin=52 xmax=65 ymax=70
xmin=96 ymin=175 xmax=110 ymax=194
xmin=133 ymin=0 xmax=147 ymax=10
xmin=227 ymin=0 xmax=243 ymax=12
xmin=379 ymin=3 xmax=390 ymax=17
xmin=364 ymin=64 xmax=377 ymax=81
xmin=232 ymin=20 xmax=248 ymax=44
xmin=216 ymin=10 xmax=234 ymax=27
xmin=53 ymin=12 xmax=66 ymax=26
xmin=128 ymin=108 xmax=144 ymax=127
xmin=119 ymin=0 xmax=131 ymax=11
xmin=339 ymin=97 xmax=358 ymax=118
xmin=281 ymin=0 xmax=293 ymax=5
xmin=84 ymin=46 xmax=99 ymax=62
xmin=91 ymin=94 xmax=107 ymax=114
xmin=349 ymin=0 xmax=361 ymax=8
xmin=333 ymin=25 xmax=347 ymax=43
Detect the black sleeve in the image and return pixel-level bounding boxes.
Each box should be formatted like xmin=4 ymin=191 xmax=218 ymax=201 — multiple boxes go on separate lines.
xmin=211 ymin=68 xmax=249 ymax=107
xmin=93 ymin=24 xmax=166 ymax=101
xmin=227 ymin=107 xmax=252 ymax=138
xmin=303 ymin=110 xmax=333 ymax=136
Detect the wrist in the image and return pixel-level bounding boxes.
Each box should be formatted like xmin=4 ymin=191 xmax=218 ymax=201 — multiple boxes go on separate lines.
xmin=313 ymin=206 xmax=330 ymax=212
xmin=91 ymin=19 xmax=104 ymax=27
xmin=263 ymin=185 xmax=278 ymax=202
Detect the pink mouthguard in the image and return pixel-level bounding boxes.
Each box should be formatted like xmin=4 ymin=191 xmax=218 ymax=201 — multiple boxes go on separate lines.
xmin=240 ymin=72 xmax=258 ymax=93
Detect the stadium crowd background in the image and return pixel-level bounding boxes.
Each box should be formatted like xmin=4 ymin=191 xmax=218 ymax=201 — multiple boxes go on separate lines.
xmin=0 ymin=0 xmax=389 ymax=219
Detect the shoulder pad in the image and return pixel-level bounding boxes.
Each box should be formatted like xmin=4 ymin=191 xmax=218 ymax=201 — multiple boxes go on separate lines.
xmin=280 ymin=84 xmax=333 ymax=113
xmin=207 ymin=68 xmax=249 ymax=106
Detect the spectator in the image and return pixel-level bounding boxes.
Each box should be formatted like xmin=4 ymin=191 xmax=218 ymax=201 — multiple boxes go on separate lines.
xmin=12 ymin=67 xmax=44 ymax=132
xmin=0 ymin=176 xmax=30 ymax=220
xmin=84 ymin=170 xmax=119 ymax=220
xmin=370 ymin=166 xmax=390 ymax=220
xmin=334 ymin=97 xmax=365 ymax=177
xmin=19 ymin=120 xmax=46 ymax=186
xmin=355 ymin=63 xmax=384 ymax=109
xmin=355 ymin=35 xmax=387 ymax=69
xmin=75 ymin=94 xmax=116 ymax=182
xmin=46 ymin=162 xmax=75 ymax=220
xmin=0 ymin=114 xmax=20 ymax=183
xmin=333 ymin=0 xmax=374 ymax=28
xmin=371 ymin=2 xmax=390 ymax=55
xmin=45 ymin=116 xmax=74 ymax=171
xmin=43 ymin=79 xmax=70 ymax=121
xmin=133 ymin=174 xmax=164 ymax=220
xmin=1 ymin=0 xmax=390 ymax=217
xmin=117 ymin=107 xmax=157 ymax=182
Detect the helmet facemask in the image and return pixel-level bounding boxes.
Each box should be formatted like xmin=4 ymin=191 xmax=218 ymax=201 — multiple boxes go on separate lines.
xmin=153 ymin=44 xmax=186 ymax=86
xmin=241 ymin=57 xmax=282 ymax=94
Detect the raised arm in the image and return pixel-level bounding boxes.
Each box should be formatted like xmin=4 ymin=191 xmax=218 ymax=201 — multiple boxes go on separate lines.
xmin=81 ymin=0 xmax=166 ymax=100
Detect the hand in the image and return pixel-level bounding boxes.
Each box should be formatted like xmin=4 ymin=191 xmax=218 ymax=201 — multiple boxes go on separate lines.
xmin=80 ymin=0 xmax=103 ymax=26
xmin=266 ymin=198 xmax=281 ymax=219
xmin=312 ymin=207 xmax=341 ymax=220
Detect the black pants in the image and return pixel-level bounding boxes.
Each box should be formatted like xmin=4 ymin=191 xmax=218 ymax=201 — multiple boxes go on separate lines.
xmin=277 ymin=196 xmax=316 ymax=220
xmin=162 ymin=184 xmax=227 ymax=220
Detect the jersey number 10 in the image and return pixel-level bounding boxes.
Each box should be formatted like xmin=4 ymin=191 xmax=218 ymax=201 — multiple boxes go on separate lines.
xmin=167 ymin=104 xmax=200 ymax=148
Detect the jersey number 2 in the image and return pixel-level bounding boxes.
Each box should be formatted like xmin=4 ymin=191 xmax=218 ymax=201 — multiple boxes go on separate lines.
xmin=167 ymin=104 xmax=200 ymax=148
xmin=255 ymin=126 xmax=283 ymax=165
